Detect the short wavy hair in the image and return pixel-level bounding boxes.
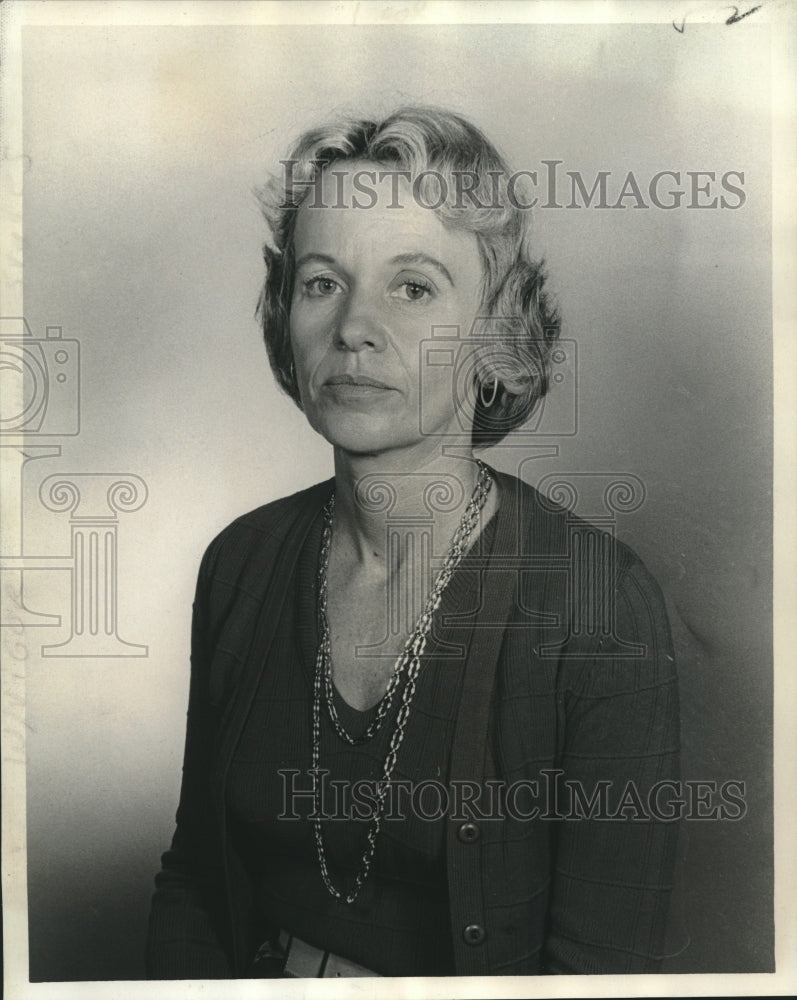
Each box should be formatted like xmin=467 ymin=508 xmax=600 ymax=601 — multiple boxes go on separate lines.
xmin=256 ymin=105 xmax=560 ymax=447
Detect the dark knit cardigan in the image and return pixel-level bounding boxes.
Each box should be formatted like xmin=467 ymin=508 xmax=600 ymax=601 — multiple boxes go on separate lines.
xmin=146 ymin=467 xmax=680 ymax=978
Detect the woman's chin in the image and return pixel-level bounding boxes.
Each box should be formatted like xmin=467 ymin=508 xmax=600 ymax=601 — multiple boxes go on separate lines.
xmin=310 ymin=414 xmax=410 ymax=458
xmin=324 ymin=432 xmax=406 ymax=458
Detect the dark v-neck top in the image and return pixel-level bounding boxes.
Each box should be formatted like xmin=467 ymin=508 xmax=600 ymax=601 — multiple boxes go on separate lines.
xmin=225 ymin=504 xmax=499 ymax=977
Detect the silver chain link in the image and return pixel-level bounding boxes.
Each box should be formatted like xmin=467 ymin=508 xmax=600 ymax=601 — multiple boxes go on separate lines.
xmin=311 ymin=461 xmax=493 ymax=903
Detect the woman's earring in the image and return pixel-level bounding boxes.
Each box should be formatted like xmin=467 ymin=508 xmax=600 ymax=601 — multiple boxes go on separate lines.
xmin=479 ymin=377 xmax=499 ymax=408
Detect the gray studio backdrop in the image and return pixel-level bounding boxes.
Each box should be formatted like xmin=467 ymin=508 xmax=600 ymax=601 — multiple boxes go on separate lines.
xmin=19 ymin=22 xmax=771 ymax=980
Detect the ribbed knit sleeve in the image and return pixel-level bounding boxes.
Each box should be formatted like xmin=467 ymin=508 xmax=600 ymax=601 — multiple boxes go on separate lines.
xmin=145 ymin=538 xmax=235 ymax=979
xmin=544 ymin=554 xmax=680 ymax=974
xmin=145 ymin=484 xmax=332 ymax=979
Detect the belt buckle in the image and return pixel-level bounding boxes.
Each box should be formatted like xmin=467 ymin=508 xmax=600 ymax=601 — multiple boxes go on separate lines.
xmin=322 ymin=952 xmax=376 ymax=978
xmin=281 ymin=934 xmax=327 ymax=978
xmin=279 ymin=932 xmax=378 ymax=978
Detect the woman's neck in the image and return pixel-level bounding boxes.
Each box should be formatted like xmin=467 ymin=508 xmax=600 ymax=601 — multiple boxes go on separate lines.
xmin=330 ymin=447 xmax=488 ymax=570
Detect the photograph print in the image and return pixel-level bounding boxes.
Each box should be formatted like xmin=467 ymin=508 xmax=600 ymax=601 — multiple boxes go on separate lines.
xmin=1 ymin=1 xmax=790 ymax=995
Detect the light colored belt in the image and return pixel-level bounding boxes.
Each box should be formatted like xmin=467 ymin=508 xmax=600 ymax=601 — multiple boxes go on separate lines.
xmin=279 ymin=931 xmax=379 ymax=978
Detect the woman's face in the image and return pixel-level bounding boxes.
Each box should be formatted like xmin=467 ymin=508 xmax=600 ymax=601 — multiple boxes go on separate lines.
xmin=288 ymin=162 xmax=484 ymax=463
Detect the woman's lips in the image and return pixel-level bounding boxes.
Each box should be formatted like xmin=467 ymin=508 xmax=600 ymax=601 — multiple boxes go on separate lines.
xmin=325 ymin=374 xmax=392 ymax=389
xmin=322 ymin=374 xmax=395 ymax=397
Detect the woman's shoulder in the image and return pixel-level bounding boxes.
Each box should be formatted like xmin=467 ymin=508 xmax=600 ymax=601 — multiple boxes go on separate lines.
xmin=492 ymin=466 xmax=651 ymax=580
xmin=492 ymin=466 xmax=674 ymax=682
xmin=198 ymin=478 xmax=334 ymax=583
xmin=220 ymin=478 xmax=333 ymax=537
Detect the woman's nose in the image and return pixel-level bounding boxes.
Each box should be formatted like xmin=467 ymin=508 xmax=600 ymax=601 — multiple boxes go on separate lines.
xmin=333 ymin=290 xmax=388 ymax=352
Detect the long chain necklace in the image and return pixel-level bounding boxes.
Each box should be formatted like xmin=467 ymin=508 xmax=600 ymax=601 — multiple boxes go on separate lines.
xmin=311 ymin=460 xmax=493 ymax=903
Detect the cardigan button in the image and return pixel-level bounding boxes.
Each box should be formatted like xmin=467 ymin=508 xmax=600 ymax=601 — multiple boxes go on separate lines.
xmin=463 ymin=923 xmax=486 ymax=946
xmin=457 ymin=821 xmax=480 ymax=843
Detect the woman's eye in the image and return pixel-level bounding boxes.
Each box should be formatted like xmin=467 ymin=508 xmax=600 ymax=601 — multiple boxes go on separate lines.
xmin=395 ymin=279 xmax=433 ymax=301
xmin=304 ymin=276 xmax=342 ymax=297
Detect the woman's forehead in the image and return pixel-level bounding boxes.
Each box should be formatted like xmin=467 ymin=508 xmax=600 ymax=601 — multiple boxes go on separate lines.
xmin=293 ymin=161 xmax=482 ymax=272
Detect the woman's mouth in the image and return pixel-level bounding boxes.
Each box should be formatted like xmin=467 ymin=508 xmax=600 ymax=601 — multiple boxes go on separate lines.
xmin=322 ymin=374 xmax=395 ymax=397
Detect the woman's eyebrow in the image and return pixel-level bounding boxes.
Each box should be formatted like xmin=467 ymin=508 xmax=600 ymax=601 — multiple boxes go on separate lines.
xmin=389 ymin=253 xmax=455 ymax=287
xmin=294 ymin=252 xmax=338 ymax=270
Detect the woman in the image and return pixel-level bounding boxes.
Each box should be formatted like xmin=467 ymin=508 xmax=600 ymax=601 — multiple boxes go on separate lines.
xmin=147 ymin=106 xmax=680 ymax=978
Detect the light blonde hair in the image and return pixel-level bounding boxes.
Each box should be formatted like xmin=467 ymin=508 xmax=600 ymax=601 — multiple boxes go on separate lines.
xmin=256 ymin=105 xmax=560 ymax=446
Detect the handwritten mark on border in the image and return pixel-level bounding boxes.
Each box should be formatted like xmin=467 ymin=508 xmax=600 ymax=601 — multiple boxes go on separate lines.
xmin=674 ymin=2 xmax=763 ymax=31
